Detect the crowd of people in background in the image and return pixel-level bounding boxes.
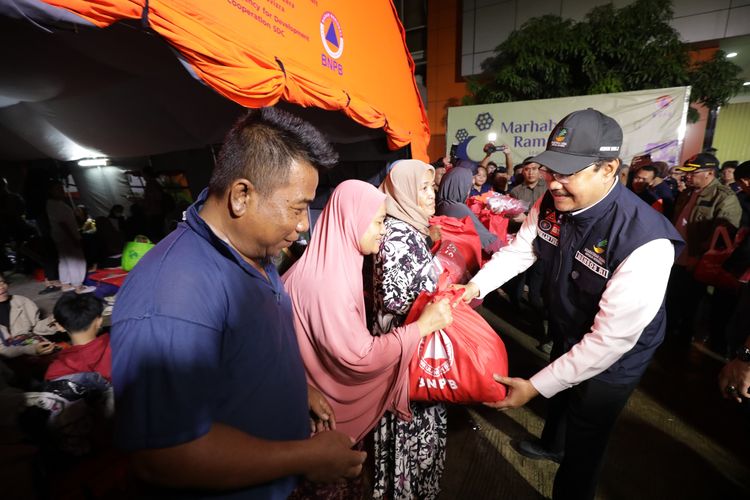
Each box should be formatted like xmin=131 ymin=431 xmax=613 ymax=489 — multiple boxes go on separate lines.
xmin=0 ymin=106 xmax=748 ymax=500
xmin=0 ymin=168 xmax=183 ymax=292
xmin=436 ymin=141 xmax=749 ymax=364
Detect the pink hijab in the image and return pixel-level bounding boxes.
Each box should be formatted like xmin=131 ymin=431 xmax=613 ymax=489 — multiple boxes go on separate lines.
xmin=282 ymin=180 xmax=421 ymax=442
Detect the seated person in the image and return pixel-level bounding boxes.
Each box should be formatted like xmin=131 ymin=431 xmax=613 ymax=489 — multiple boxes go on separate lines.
xmin=0 ymin=276 xmax=60 ymax=358
xmin=45 ymin=293 xmax=110 ymax=382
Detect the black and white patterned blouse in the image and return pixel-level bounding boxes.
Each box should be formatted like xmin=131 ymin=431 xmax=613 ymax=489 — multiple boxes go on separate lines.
xmin=372 ymin=216 xmax=439 ymax=336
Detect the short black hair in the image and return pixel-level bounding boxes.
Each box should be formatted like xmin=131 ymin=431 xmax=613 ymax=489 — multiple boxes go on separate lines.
xmin=637 ymin=165 xmax=659 ymax=177
xmin=208 ymin=107 xmax=338 ymax=196
xmin=431 ymin=157 xmax=447 ymax=169
xmin=109 ymin=204 xmax=124 ymax=217
xmin=735 ymin=160 xmax=750 ymax=181
xmin=592 ymin=158 xmax=621 ymax=173
xmin=53 ymin=293 xmax=104 ymax=333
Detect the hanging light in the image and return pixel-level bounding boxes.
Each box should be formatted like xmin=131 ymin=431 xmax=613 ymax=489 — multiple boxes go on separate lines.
xmin=78 ymin=157 xmax=109 ymax=167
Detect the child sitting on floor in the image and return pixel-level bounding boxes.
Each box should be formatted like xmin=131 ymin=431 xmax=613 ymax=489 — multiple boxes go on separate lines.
xmin=45 ymin=293 xmax=110 ymax=382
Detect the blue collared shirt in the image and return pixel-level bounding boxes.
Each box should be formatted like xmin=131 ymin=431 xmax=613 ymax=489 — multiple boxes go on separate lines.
xmin=111 ymin=189 xmax=309 ymax=499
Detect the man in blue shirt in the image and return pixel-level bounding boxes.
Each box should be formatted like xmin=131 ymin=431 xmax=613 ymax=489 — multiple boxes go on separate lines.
xmin=630 ymin=164 xmax=675 ymax=220
xmin=111 ymin=108 xmax=366 ymax=498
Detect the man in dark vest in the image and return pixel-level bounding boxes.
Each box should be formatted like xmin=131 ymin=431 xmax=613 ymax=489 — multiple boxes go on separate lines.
xmin=457 ymin=109 xmax=684 ymax=500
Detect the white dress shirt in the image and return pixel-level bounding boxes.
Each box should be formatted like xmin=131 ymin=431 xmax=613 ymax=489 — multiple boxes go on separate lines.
xmin=470 ymin=186 xmax=676 ymax=398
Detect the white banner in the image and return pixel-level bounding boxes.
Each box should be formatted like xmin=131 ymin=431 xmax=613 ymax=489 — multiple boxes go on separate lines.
xmin=446 ymin=86 xmax=691 ymax=167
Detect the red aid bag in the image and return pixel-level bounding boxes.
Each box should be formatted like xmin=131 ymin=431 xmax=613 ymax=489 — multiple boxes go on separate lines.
xmin=430 ymin=215 xmax=482 ymax=274
xmin=432 ymin=240 xmax=470 ymax=285
xmin=405 ymin=272 xmax=508 ymax=403
xmin=478 ymin=210 xmax=510 ymax=246
xmin=694 ymin=227 xmax=740 ymax=292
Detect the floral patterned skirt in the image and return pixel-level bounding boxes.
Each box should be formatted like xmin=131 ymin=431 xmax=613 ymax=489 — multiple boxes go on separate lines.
xmin=371 ymin=402 xmax=447 ymax=500
xmin=287 ymin=440 xmax=366 ymax=500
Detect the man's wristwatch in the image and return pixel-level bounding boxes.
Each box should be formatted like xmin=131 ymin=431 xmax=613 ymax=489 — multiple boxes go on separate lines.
xmin=735 ymin=346 xmax=750 ymax=362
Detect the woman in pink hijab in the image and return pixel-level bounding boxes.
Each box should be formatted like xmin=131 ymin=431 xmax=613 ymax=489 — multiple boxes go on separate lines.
xmin=282 ymin=180 xmax=451 ymax=446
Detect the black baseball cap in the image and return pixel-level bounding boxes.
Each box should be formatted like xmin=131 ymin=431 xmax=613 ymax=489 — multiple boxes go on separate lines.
xmin=530 ymin=108 xmax=623 ymax=175
xmin=677 ymin=153 xmax=719 ymax=172
xmin=735 ymin=160 xmax=750 ymax=180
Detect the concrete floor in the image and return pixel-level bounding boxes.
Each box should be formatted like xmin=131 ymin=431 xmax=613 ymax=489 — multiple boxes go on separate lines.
xmin=3 ymin=272 xmax=750 ymax=499
xmin=438 ymin=291 xmax=750 ymax=500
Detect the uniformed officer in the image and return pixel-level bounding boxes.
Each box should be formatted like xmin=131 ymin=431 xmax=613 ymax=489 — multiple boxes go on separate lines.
xmin=457 ymin=108 xmax=684 ymax=500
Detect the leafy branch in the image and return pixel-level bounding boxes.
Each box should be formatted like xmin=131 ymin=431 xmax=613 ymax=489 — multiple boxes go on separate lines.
xmin=463 ymin=0 xmax=743 ymax=122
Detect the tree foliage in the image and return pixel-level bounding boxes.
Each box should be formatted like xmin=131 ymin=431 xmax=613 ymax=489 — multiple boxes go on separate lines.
xmin=464 ymin=0 xmax=743 ymax=121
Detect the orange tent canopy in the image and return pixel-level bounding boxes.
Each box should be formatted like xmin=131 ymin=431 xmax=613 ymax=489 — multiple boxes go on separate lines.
xmin=42 ymin=0 xmax=430 ymax=160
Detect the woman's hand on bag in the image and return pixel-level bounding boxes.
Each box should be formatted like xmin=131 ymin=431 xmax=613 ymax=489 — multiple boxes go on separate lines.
xmin=484 ymin=374 xmax=539 ymax=410
xmin=428 ymin=224 xmax=442 ymax=243
xmin=416 ymin=299 xmax=453 ymax=337
xmin=450 ymin=282 xmax=480 ymax=303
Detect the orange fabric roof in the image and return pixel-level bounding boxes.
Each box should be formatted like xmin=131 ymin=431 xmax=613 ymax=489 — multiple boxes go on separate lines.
xmin=42 ymin=0 xmax=430 ymax=160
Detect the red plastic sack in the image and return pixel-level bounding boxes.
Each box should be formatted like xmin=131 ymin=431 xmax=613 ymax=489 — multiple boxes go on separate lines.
xmin=486 ymin=194 xmax=528 ymax=216
xmin=433 ymin=240 xmax=470 ymax=285
xmin=406 ymin=272 xmax=508 ymax=403
xmin=651 ymin=198 xmax=664 ymax=213
xmin=430 ymin=216 xmax=482 ymax=274
xmin=88 ymin=267 xmax=129 ymax=288
xmin=466 ymin=194 xmax=512 ymax=247
xmin=694 ymin=227 xmax=740 ymax=291
xmin=479 ymin=211 xmax=510 ymax=246
xmin=466 ymin=192 xmax=498 ymax=216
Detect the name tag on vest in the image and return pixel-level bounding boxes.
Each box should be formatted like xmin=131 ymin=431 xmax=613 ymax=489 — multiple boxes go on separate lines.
xmin=575 ymin=251 xmax=610 ymax=278
xmin=537 ymin=218 xmax=559 ymax=246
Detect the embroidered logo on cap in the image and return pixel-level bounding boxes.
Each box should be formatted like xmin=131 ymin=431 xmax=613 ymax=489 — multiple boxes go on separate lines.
xmin=551 ymin=128 xmax=568 ymax=148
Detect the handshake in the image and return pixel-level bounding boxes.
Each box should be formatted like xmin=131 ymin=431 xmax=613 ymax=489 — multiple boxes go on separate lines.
xmin=483 ymin=143 xmax=510 ymax=155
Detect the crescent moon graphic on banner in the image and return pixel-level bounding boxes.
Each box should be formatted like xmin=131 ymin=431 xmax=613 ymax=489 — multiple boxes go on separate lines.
xmin=456 ymin=136 xmax=475 ymax=161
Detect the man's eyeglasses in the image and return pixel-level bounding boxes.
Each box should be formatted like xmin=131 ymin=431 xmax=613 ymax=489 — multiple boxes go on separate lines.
xmin=539 ymin=163 xmax=595 ymax=184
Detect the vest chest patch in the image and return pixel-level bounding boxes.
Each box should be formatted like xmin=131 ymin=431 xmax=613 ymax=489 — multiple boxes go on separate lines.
xmin=537 ymin=209 xmax=561 ymax=246
xmin=582 ymin=247 xmax=606 ymax=266
xmin=575 ymin=251 xmax=610 ymax=278
xmin=538 ymin=225 xmax=559 ymax=246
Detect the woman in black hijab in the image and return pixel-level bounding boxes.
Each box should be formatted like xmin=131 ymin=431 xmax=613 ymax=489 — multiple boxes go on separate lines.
xmin=435 ymin=165 xmax=501 ymax=252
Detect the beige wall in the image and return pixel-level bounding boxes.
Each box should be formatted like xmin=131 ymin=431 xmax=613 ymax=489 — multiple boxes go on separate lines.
xmin=426 ymin=0 xmax=468 ymax=161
